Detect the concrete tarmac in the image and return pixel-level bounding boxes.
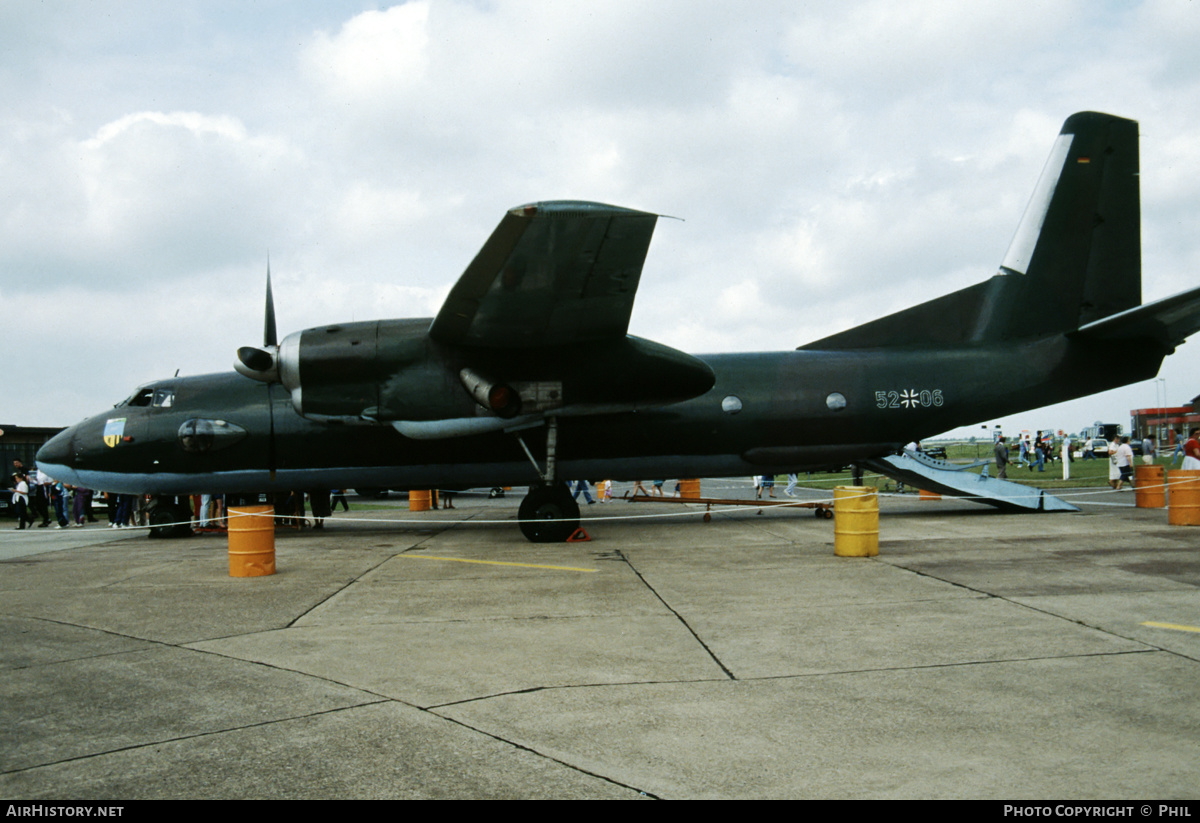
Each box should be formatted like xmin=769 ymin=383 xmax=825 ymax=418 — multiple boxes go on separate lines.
xmin=2 ymin=485 xmax=1198 ymax=799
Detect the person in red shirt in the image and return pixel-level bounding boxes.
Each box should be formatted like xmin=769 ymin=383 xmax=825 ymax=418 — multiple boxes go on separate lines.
xmin=1183 ymin=428 xmax=1200 ymax=471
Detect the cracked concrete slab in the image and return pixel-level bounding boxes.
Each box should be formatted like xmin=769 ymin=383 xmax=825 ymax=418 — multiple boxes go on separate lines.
xmin=2 ymin=701 xmax=641 ymax=799
xmin=437 ymin=652 xmax=1198 ymax=799
xmin=189 ymin=615 xmax=729 ymax=706
xmin=0 ymin=644 xmax=375 ymax=773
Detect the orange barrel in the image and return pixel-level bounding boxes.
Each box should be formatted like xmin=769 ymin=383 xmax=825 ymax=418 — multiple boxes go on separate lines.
xmin=1167 ymin=470 xmax=1200 ymax=526
xmin=1134 ymin=464 xmax=1166 ymax=509
xmin=679 ymin=479 xmax=701 ymax=499
xmin=833 ymin=486 xmax=878 ymax=557
xmin=409 ymin=490 xmax=432 ymax=512
xmin=918 ymin=489 xmax=941 ymax=501
xmin=227 ymin=505 xmax=276 ymax=577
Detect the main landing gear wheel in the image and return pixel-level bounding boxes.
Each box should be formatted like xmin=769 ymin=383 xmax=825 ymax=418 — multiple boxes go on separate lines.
xmin=518 ymin=484 xmax=581 ymax=543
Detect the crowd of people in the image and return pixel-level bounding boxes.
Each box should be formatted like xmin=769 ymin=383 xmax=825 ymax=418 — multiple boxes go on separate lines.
xmin=993 ymin=428 xmax=1200 ymax=490
xmin=7 ymin=458 xmax=165 ymax=530
xmin=7 ymin=457 xmax=354 ymax=532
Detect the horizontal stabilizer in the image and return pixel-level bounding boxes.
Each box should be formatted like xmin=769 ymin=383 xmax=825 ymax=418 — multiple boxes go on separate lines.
xmin=1072 ymin=283 xmax=1200 ymax=350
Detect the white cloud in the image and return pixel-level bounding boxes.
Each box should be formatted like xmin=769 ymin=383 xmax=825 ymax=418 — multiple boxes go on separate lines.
xmin=303 ymin=2 xmax=431 ymax=98
xmin=1 ymin=110 xmax=306 ymax=289
xmin=331 ymin=182 xmax=427 ymax=242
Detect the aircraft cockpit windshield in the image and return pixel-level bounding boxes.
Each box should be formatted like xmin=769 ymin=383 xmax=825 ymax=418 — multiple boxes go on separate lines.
xmin=120 ymin=386 xmax=176 ymax=409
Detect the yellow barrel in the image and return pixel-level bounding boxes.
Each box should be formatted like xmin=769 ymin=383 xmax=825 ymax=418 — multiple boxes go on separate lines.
xmin=1167 ymin=470 xmax=1200 ymax=526
xmin=918 ymin=489 xmax=941 ymax=501
xmin=409 ymin=490 xmax=432 ymax=511
xmin=833 ymin=486 xmax=878 ymax=557
xmin=227 ymin=505 xmax=276 ymax=577
xmin=1134 ymin=464 xmax=1166 ymax=509
xmin=679 ymin=479 xmax=701 ymax=499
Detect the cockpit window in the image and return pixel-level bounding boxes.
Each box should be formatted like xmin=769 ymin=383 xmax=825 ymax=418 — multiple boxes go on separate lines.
xmin=121 ymin=387 xmax=175 ymax=408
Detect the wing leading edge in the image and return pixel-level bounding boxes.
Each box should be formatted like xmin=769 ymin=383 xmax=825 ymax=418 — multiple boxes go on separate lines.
xmin=429 ymin=201 xmax=658 ymax=348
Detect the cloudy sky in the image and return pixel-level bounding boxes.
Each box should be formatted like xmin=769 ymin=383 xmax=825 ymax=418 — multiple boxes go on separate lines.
xmin=3 ymin=0 xmax=1198 ymax=441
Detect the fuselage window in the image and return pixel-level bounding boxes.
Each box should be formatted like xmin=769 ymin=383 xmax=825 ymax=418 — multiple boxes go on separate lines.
xmin=826 ymin=392 xmax=847 ymax=411
xmin=721 ymin=395 xmax=743 ymax=414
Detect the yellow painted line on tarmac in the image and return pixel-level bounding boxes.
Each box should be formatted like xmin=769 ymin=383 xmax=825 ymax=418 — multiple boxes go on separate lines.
xmin=400 ymin=555 xmax=597 ymax=573
xmin=1141 ymin=621 xmax=1200 ymax=634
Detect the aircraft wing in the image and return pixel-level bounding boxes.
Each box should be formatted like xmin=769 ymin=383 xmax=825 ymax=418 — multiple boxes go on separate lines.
xmin=429 ymin=201 xmax=658 ymax=348
xmin=1073 ymin=284 xmax=1200 ymax=349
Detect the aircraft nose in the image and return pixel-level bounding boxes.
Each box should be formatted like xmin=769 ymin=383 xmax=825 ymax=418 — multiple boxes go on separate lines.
xmin=36 ymin=427 xmax=75 ymax=468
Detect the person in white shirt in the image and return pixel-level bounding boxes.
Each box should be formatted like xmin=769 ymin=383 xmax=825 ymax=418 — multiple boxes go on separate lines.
xmin=1115 ymin=436 xmax=1135 ymax=490
xmin=11 ymin=474 xmax=34 ymax=529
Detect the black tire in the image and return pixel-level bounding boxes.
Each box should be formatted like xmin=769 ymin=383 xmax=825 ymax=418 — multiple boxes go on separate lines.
xmin=148 ymin=505 xmax=189 ymax=539
xmin=518 ymin=484 xmax=581 ymax=543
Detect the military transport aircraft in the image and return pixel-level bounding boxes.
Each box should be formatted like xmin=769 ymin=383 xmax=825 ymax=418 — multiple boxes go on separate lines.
xmin=37 ymin=111 xmax=1200 ymax=541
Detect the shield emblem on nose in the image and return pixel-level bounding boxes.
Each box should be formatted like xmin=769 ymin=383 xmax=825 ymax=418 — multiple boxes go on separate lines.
xmin=103 ymin=418 xmax=126 ymax=448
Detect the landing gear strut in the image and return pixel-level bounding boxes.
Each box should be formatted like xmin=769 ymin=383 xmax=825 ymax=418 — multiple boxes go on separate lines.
xmin=517 ymin=483 xmax=580 ymax=543
xmin=513 ymin=416 xmax=580 ymax=542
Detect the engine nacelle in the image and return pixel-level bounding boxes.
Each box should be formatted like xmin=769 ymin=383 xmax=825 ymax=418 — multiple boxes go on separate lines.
xmin=238 ymin=315 xmax=715 ymax=429
xmin=266 ymin=319 xmax=473 ymax=423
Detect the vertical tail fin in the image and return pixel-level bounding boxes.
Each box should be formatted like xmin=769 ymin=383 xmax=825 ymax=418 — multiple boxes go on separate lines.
xmin=991 ymin=111 xmax=1141 ymax=337
xmin=800 ymin=111 xmax=1141 ymax=350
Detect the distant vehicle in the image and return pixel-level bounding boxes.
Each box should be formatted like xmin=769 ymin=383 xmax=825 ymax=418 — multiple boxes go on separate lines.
xmin=1091 ymin=438 xmax=1110 ymax=455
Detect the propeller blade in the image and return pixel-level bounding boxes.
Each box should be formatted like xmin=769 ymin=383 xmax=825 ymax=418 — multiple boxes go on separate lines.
xmin=264 ymin=264 xmax=278 ymax=348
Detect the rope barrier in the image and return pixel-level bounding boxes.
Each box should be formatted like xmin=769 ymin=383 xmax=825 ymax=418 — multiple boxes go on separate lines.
xmin=37 ymin=476 xmax=1192 ymax=534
